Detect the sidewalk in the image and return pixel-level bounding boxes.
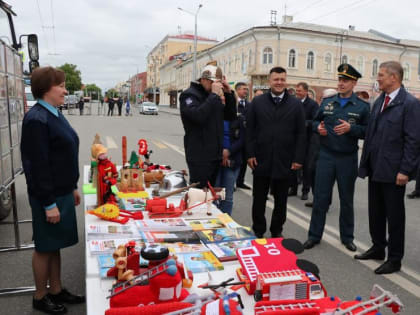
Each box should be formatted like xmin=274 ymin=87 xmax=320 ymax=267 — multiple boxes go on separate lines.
xmin=159 ymin=105 xmax=180 ymax=116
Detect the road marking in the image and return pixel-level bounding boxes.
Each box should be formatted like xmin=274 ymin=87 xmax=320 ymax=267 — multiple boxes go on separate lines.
xmin=105 ymin=136 xmax=118 ymax=149
xmin=160 ymin=140 xmax=185 ymax=155
xmin=161 ymin=138 xmax=420 ymax=297
xmin=151 ymin=140 xmax=168 ymax=149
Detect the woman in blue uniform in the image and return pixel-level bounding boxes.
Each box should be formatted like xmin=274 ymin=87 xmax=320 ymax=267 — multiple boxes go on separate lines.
xmin=21 ymin=66 xmax=85 ymax=314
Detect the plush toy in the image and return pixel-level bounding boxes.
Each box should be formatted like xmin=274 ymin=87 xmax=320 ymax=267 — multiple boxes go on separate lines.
xmin=93 ymin=144 xmax=119 ymax=206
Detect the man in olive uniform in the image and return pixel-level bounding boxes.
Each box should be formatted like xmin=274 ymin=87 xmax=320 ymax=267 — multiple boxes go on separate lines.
xmin=303 ymin=64 xmax=370 ymax=252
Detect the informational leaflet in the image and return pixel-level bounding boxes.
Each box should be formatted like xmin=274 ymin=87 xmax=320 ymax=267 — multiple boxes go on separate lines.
xmin=269 ymin=283 xmax=296 ymax=301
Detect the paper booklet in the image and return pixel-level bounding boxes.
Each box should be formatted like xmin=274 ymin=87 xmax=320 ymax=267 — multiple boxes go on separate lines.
xmin=206 ymin=239 xmax=252 ymax=262
xmin=185 ymin=218 xmax=226 ymax=231
xmin=197 ymin=227 xmax=255 ymax=244
xmin=135 ymin=218 xmax=191 ymax=231
xmin=182 ymin=251 xmax=224 ymax=273
xmin=86 ymin=224 xmax=136 ymax=240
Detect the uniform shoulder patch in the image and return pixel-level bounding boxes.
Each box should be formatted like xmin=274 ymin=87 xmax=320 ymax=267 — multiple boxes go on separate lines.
xmin=185 ymin=97 xmax=193 ymax=106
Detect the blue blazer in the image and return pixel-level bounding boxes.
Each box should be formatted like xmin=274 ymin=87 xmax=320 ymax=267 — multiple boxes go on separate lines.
xmin=359 ymin=88 xmax=420 ymax=183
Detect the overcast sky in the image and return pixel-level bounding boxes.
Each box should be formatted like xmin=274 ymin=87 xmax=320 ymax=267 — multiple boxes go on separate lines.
xmin=2 ymin=0 xmax=420 ymax=92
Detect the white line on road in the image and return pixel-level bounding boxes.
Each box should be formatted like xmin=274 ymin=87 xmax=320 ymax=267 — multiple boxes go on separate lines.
xmin=105 ymin=136 xmax=118 ymax=149
xmin=161 ymin=138 xmax=420 ymax=298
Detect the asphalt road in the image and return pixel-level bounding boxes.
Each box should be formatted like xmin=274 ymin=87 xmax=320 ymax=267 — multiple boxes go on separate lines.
xmin=0 ymin=104 xmax=419 ymax=314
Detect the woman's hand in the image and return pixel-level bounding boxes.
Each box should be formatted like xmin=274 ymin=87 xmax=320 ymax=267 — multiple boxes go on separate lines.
xmin=73 ymin=190 xmax=81 ymax=206
xmin=46 ymin=207 xmax=60 ymax=224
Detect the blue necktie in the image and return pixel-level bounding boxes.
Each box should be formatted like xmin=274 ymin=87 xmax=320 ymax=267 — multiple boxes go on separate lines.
xmin=274 ymin=97 xmax=281 ymax=105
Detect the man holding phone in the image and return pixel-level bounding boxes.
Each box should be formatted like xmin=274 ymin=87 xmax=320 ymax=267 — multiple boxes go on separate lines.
xmin=180 ymin=63 xmax=237 ymax=188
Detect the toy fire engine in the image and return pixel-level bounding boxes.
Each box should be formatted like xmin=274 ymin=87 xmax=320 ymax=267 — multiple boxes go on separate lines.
xmin=253 ymin=269 xmax=326 ymax=302
xmin=254 ymin=284 xmax=403 ymax=315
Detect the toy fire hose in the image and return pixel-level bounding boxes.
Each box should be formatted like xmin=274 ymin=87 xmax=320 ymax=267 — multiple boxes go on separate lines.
xmin=87 ymin=203 xmax=143 ymax=224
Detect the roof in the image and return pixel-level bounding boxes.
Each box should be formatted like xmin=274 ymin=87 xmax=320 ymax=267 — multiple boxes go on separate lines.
xmin=278 ymin=21 xmax=420 ymax=48
xmin=168 ymin=34 xmax=218 ymax=42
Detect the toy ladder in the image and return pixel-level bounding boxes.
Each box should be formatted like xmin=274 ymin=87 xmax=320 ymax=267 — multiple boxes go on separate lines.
xmin=333 ymin=284 xmax=403 ymax=315
xmin=242 ymin=256 xmax=259 ymax=281
xmin=164 ymin=294 xmax=215 ymax=315
xmin=255 ymin=302 xmax=317 ymax=314
xmin=108 ymin=261 xmax=169 ymax=298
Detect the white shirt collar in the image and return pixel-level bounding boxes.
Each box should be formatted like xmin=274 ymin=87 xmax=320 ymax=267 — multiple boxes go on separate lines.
xmin=301 ymin=96 xmax=307 ymax=103
xmin=271 ymin=91 xmax=285 ymax=100
xmin=386 ymin=87 xmax=400 ymax=103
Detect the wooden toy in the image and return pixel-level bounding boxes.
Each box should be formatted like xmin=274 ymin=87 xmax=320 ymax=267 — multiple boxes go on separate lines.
xmin=185 ymin=186 xmax=226 ymax=216
xmin=144 ymin=170 xmax=165 ymax=188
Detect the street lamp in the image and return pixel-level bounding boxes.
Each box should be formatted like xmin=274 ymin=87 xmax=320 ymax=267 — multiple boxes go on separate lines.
xmin=178 ymin=4 xmax=203 ymax=81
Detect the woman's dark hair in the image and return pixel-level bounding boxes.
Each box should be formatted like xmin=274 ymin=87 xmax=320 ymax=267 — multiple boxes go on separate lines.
xmin=31 ymin=66 xmax=66 ymax=99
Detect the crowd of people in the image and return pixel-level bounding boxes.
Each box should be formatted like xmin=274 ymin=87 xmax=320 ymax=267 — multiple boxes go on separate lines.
xmin=180 ymin=60 xmax=420 ymax=276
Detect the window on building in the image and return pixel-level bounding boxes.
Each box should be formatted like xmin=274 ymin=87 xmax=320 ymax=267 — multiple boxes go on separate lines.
xmin=357 ymin=56 xmax=364 ymax=76
xmin=288 ymin=49 xmax=296 ymax=68
xmin=341 ymin=55 xmax=348 ymax=64
xmin=235 ymin=55 xmax=239 ymax=72
xmin=249 ymin=49 xmax=253 ymax=66
xmin=403 ymin=63 xmax=410 ymax=81
xmin=307 ymin=51 xmax=314 ymax=70
xmin=241 ymin=52 xmax=246 ymax=73
xmin=324 ymin=53 xmax=332 ymax=72
xmin=372 ymin=59 xmax=378 ymax=77
xmin=263 ymin=47 xmax=273 ymax=64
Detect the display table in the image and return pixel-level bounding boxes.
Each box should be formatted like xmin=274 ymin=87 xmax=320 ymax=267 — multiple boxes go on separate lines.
xmin=83 ymin=166 xmax=254 ymax=314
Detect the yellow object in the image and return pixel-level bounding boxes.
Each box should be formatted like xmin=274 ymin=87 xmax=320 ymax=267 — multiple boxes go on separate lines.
xmin=116 ymin=191 xmax=149 ymax=198
xmin=91 ymin=143 xmax=108 ymax=160
xmin=88 ymin=203 xmax=120 ymax=219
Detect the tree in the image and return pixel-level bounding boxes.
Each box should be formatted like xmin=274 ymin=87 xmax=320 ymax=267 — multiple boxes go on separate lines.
xmin=58 ymin=63 xmax=82 ymax=94
xmin=106 ymin=88 xmax=118 ymax=98
xmin=84 ymin=83 xmax=102 ymax=100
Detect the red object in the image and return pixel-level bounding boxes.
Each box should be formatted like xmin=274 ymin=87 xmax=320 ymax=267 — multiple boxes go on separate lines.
xmin=138 ymin=139 xmax=148 ymax=156
xmin=97 ymin=157 xmax=118 ymax=205
xmin=382 ymin=95 xmax=391 ymax=112
xmin=105 ymin=302 xmax=194 ymax=315
xmin=146 ymin=197 xmax=186 ymax=218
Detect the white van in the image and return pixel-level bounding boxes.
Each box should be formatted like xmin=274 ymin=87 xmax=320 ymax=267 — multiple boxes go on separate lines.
xmin=25 ymin=85 xmax=37 ymax=110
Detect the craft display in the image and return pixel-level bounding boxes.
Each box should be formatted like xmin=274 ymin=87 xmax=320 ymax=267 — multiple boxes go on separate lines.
xmin=83 ymin=136 xmax=404 ymax=315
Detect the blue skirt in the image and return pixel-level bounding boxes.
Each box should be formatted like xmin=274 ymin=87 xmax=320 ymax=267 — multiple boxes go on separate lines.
xmin=29 ymin=193 xmax=79 ymax=252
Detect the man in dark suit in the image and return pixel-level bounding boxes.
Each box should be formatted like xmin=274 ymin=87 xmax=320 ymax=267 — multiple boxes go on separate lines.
xmin=288 ymin=82 xmax=319 ymax=200
xmin=246 ymin=67 xmax=306 ymax=238
xmin=356 ymin=61 xmax=420 ymax=274
xmin=235 ymin=82 xmax=251 ymax=190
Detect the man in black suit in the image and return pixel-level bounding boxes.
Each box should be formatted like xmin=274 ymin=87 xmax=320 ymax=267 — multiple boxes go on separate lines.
xmin=288 ymin=82 xmax=319 ymax=200
xmin=235 ymin=82 xmax=251 ymax=190
xmin=246 ymin=67 xmax=306 ymax=238
xmin=356 ymin=61 xmax=420 ymax=274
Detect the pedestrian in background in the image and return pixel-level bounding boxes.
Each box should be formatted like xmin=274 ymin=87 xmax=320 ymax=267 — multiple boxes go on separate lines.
xmin=78 ymin=97 xmax=84 ymax=116
xmin=117 ymin=97 xmax=123 ymax=116
xmin=253 ymin=89 xmax=264 ymax=98
xmin=288 ymin=82 xmax=319 ymax=200
xmin=125 ymin=97 xmax=131 ymax=116
xmin=107 ymin=97 xmax=115 ymax=116
xmin=215 ymin=95 xmax=246 ymax=215
xmin=356 ymin=61 xmax=420 ymax=274
xmin=304 ymin=64 xmax=370 ymax=252
xmin=235 ymin=82 xmax=251 ymax=190
xmin=246 ymin=66 xmax=306 ymax=238
xmin=21 ymin=66 xmax=85 ymax=314
xmin=305 ymin=88 xmax=337 ymax=208
xmin=180 ymin=63 xmax=237 ymax=188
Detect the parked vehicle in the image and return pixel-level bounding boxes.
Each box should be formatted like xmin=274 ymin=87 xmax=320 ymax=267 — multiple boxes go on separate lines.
xmin=139 ymin=101 xmax=159 ymax=115
xmin=25 ymin=85 xmax=36 ymax=111
xmin=0 ymin=1 xmax=39 ymax=220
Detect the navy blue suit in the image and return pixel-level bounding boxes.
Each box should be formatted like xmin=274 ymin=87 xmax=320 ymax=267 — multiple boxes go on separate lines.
xmin=236 ymin=98 xmax=250 ymax=186
xmin=308 ymin=93 xmax=370 ymax=244
xmin=359 ymin=87 xmax=420 ymax=261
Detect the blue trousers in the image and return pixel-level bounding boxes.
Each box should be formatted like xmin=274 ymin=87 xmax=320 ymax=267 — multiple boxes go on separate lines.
xmin=215 ymin=166 xmax=240 ymax=215
xmin=308 ymin=148 xmax=358 ymax=244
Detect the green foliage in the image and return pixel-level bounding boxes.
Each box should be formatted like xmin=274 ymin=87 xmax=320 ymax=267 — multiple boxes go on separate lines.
xmin=106 ymin=88 xmax=118 ymax=98
xmin=129 ymin=151 xmax=139 ymax=168
xmin=58 ymin=63 xmax=82 ymax=94
xmin=84 ymin=83 xmax=102 ymax=99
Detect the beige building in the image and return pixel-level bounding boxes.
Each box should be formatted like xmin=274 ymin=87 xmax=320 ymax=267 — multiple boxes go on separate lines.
xmin=159 ymin=17 xmax=420 ymax=107
xmin=145 ymin=33 xmax=218 ymax=102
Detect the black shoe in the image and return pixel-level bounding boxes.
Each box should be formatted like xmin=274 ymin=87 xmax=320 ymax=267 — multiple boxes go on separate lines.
xmin=374 ymin=260 xmax=401 ymax=274
xmin=304 ymin=201 xmax=313 ymax=208
xmin=343 ymin=242 xmax=357 ymax=252
xmin=255 ymin=233 xmax=264 ymax=238
xmin=237 ymin=183 xmax=251 ymax=190
xmin=354 ymin=246 xmax=385 ymax=260
xmin=288 ymin=188 xmax=297 ymax=196
xmin=303 ymin=239 xmax=319 ymax=249
xmin=301 ymin=193 xmax=309 ymax=201
xmin=33 ymin=295 xmax=67 ymax=314
xmin=407 ymin=191 xmax=420 ymax=199
xmin=49 ymin=288 xmax=86 ymax=305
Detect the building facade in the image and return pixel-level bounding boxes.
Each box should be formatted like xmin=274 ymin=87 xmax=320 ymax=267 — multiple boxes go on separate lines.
xmin=146 ymin=33 xmax=218 ymax=104
xmin=128 ymin=72 xmax=147 ymax=102
xmin=159 ymin=18 xmax=420 ymax=106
